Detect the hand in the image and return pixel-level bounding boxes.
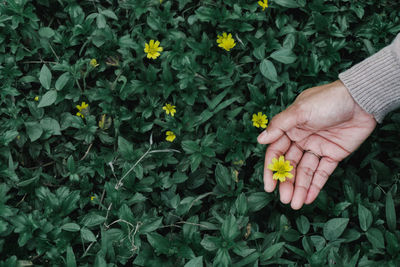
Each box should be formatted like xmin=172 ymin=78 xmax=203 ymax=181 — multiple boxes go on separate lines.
xmin=257 ymin=80 xmax=377 ymax=209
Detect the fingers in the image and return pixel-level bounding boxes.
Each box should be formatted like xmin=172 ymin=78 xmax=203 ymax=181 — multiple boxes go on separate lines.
xmin=263 ymin=135 xmax=291 ymax=192
xmin=305 ymin=157 xmax=338 ymax=204
xmin=279 ymin=142 xmax=303 ymax=204
xmin=257 ymin=105 xmax=299 ymax=145
xmin=291 ymin=152 xmax=320 ymax=210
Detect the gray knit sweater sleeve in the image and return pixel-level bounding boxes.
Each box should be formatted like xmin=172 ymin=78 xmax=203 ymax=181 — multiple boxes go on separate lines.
xmin=338 ymin=33 xmax=400 ymax=123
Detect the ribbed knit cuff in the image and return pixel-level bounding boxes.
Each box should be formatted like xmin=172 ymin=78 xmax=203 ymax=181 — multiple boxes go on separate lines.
xmin=339 ymin=42 xmax=400 ymax=123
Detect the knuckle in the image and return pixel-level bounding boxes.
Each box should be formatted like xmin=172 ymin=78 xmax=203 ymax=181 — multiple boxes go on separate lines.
xmin=315 ymin=169 xmax=330 ymax=181
xmin=299 ymin=166 xmax=314 ymax=177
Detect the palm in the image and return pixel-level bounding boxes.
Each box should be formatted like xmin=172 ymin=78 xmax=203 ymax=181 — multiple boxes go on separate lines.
xmin=258 ymin=81 xmax=377 ymax=209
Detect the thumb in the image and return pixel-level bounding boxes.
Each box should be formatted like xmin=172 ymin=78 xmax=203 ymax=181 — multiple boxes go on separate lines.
xmin=257 ymin=106 xmax=299 ymax=144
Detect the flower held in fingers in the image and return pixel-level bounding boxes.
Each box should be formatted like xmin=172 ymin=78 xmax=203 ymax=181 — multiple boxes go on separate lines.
xmin=268 ymin=155 xmax=294 ymax=182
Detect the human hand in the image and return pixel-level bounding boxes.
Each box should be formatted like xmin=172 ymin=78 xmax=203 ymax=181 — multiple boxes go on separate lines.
xmin=257 ymin=80 xmax=377 ymax=209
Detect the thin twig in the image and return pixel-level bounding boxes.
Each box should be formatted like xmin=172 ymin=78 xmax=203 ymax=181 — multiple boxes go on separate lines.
xmin=80 ymin=143 xmax=93 ymax=160
xmin=194 ymin=73 xmax=210 ymax=82
xmin=98 ymin=188 xmax=106 ymax=210
xmin=27 ymin=161 xmax=55 ymax=169
xmin=82 ymin=134 xmax=181 ymax=257
xmin=16 ymin=194 xmax=27 ymax=207
xmin=148 ymin=149 xmax=181 ymax=154
xmin=158 ymin=220 xmax=210 ymax=229
xmin=22 ymin=60 xmax=57 ymax=64
xmin=115 ymin=146 xmax=152 ymax=190
xmin=75 ymin=79 xmax=83 ymax=92
xmin=49 ymin=43 xmax=60 ymax=62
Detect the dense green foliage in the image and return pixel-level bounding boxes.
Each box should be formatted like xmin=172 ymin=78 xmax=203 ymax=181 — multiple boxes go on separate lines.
xmin=1 ymin=0 xmax=400 ymax=266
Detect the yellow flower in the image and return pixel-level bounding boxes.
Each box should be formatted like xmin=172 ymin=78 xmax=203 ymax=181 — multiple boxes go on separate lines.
xmin=216 ymin=32 xmax=236 ymax=51
xmin=144 ymin=40 xmax=163 ymax=59
xmin=166 ymin=131 xmax=176 ymax=142
xmin=163 ymin=103 xmax=176 ymax=116
xmin=34 ymin=96 xmax=39 ymax=101
xmin=252 ymin=112 xmax=268 ymax=128
xmin=91 ymin=196 xmax=96 ymax=201
xmin=268 ymin=155 xmax=294 ymax=182
xmin=76 ymin=101 xmax=89 ymax=118
xmin=90 ymin=59 xmax=99 ymax=67
xmin=258 ymin=0 xmax=268 ymax=11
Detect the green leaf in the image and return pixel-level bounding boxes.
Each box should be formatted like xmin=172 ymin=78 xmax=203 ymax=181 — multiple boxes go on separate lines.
xmin=25 ymin=122 xmax=43 ymax=142
xmin=260 ymin=242 xmax=285 ymax=261
xmin=62 ymin=223 xmax=81 ymax=232
xmin=66 ymin=246 xmax=77 ymax=267
xmin=366 ymin=228 xmax=385 ymax=249
xmin=214 ymin=248 xmax=231 ymax=267
xmin=2 ymin=130 xmax=19 ymax=145
xmin=81 ymin=214 xmax=106 ymax=228
xmin=184 ymin=256 xmax=203 ymax=267
xmin=100 ymin=10 xmax=118 ymax=20
xmin=17 ymin=176 xmax=38 ymax=186
xmin=296 ymin=215 xmax=310 ymax=235
xmin=39 ymin=64 xmax=52 ymax=89
xmin=358 ymin=204 xmax=373 ymax=231
xmin=146 ymin=232 xmax=170 ymax=254
xmin=182 ymin=140 xmax=200 ymax=154
xmin=221 ymin=214 xmax=239 ymax=241
xmin=37 ymin=90 xmax=57 ymax=108
xmin=274 ymin=0 xmax=301 ymax=8
xmin=260 ymin=59 xmax=278 ymax=82
xmin=40 ymin=117 xmax=61 ymax=135
xmin=39 ymin=27 xmax=55 ymax=38
xmin=96 ymin=14 xmax=106 ymax=28
xmin=323 ymin=218 xmax=349 ymax=241
xmin=81 ymin=227 xmax=97 ymax=242
xmin=215 ymin=163 xmax=232 ymax=191
xmin=270 ymin=48 xmax=297 ymax=64
xmin=235 ymin=193 xmax=248 ymax=215
xmin=55 ymin=73 xmax=70 ymax=91
xmin=139 ymin=217 xmax=162 ymax=234
xmin=386 ymin=192 xmax=396 ymax=232
xmin=201 ymin=236 xmax=219 ymax=251
xmin=118 ymin=136 xmax=134 ymax=159
xmin=253 ymin=44 xmax=265 ymax=60
xmin=234 ymin=252 xmax=260 ymax=267
xmin=67 ymin=156 xmax=76 ymax=173
xmin=247 ymin=192 xmax=273 ymax=212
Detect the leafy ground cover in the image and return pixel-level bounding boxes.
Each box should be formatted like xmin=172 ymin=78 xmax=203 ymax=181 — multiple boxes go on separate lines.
xmin=1 ymin=0 xmax=400 ymax=266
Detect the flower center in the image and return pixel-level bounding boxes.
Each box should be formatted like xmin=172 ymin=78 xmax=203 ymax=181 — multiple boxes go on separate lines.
xmin=148 ymin=45 xmax=157 ymax=54
xmin=276 ymin=165 xmax=286 ymax=174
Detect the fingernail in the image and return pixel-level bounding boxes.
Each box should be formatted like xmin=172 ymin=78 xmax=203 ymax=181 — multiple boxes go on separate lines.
xmin=258 ymin=130 xmax=268 ymax=143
